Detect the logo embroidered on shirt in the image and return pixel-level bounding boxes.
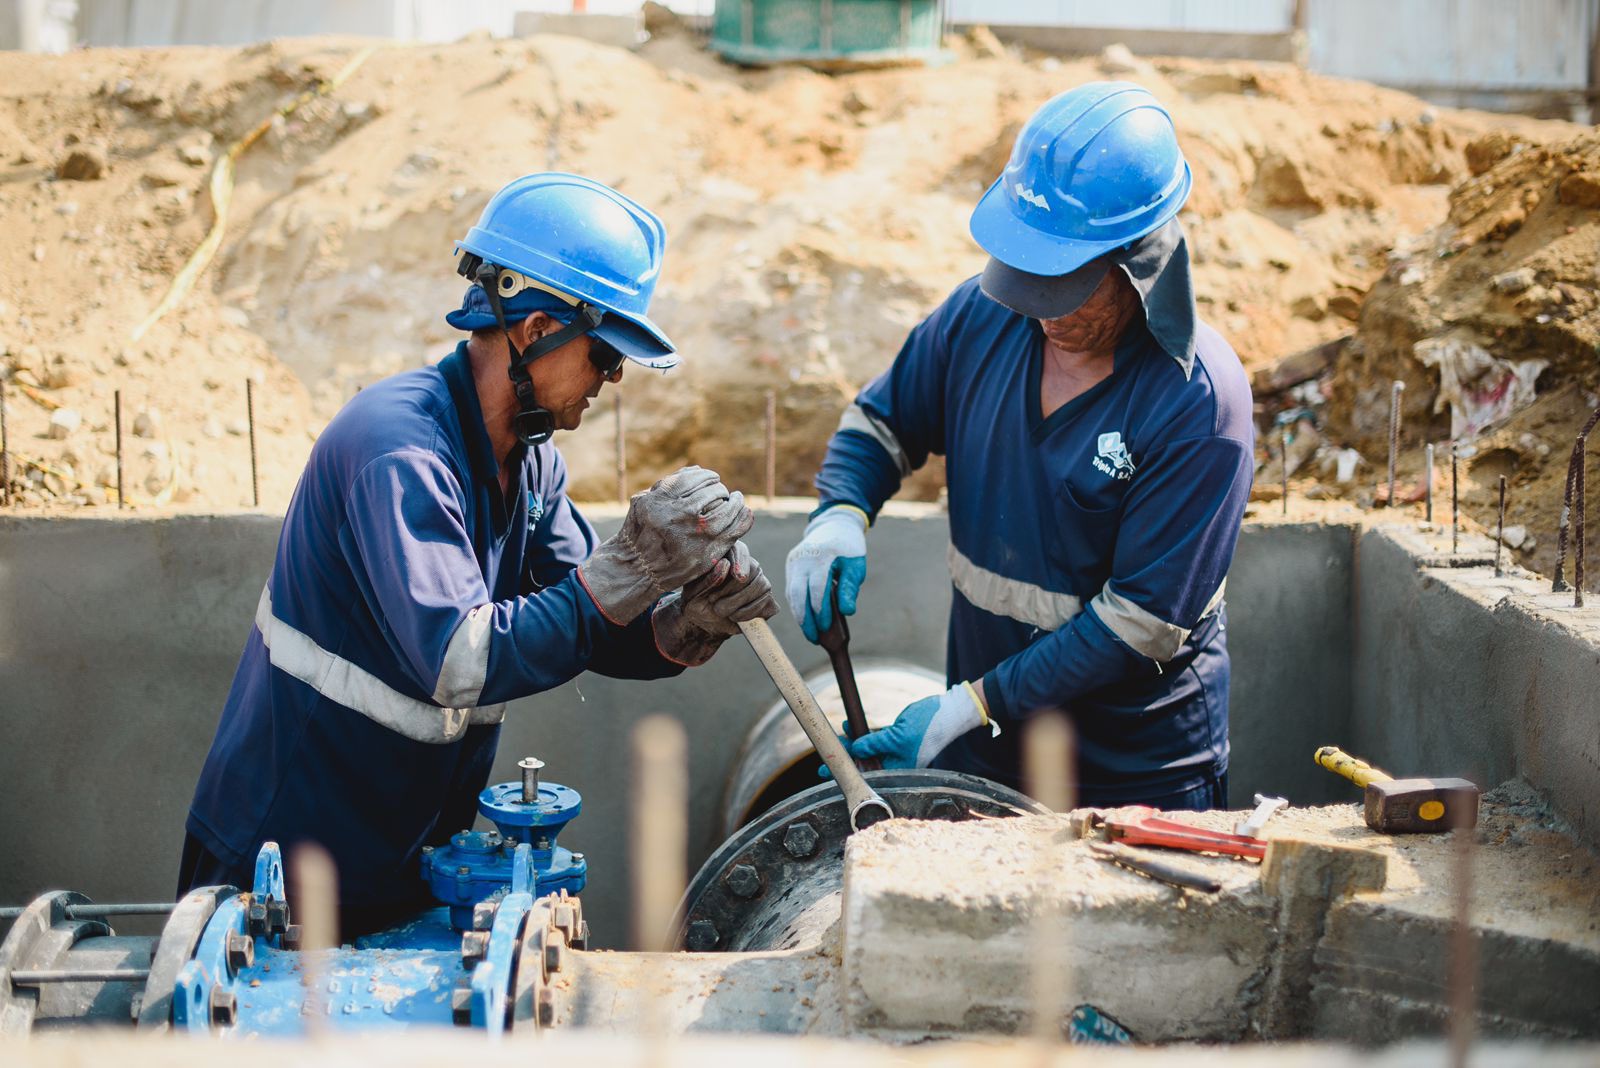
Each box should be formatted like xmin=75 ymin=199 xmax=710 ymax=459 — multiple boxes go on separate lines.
xmin=528 ymin=494 xmax=545 ymax=525
xmin=1093 ymin=431 xmax=1136 ymax=481
xmin=1014 ymin=183 xmax=1051 ymax=211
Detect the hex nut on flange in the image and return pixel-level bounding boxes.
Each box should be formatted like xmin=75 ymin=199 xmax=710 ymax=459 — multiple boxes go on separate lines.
xmin=209 ymin=987 xmax=237 ymax=1027
xmin=782 ymin=821 xmax=820 ymax=858
xmin=724 ymin=863 xmax=763 ymax=899
xmin=927 ymin=797 xmax=965 ymax=821
xmin=544 ymin=938 xmax=566 ymax=975
xmin=460 ymin=929 xmax=490 ymax=968
xmin=451 ymin=985 xmax=473 ymax=1025
xmin=225 ymin=929 xmax=254 ymax=973
xmin=684 ymin=919 xmax=719 ymax=951
xmin=536 ymin=986 xmax=557 ymax=1027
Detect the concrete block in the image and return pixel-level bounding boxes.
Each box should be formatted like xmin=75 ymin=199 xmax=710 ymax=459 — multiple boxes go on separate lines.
xmin=839 ymin=815 xmax=1275 ymax=1042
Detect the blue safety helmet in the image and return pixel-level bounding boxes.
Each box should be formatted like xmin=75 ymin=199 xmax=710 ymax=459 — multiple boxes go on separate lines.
xmin=455 ymin=172 xmax=678 ymax=370
xmin=970 ymin=83 xmax=1192 ymax=318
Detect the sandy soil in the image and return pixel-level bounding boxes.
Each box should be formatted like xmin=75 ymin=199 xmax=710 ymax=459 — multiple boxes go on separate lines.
xmin=0 ymin=22 xmax=1584 ymax=584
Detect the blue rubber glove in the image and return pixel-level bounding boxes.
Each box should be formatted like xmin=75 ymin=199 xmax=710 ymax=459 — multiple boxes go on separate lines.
xmin=785 ymin=505 xmax=868 ymax=643
xmin=846 ymin=683 xmax=996 ymax=771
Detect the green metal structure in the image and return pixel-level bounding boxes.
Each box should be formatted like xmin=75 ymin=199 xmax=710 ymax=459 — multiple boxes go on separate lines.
xmin=711 ymin=0 xmax=944 ymax=68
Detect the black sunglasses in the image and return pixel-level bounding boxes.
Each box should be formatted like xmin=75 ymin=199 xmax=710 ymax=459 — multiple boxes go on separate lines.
xmin=588 ymin=335 xmax=626 ymax=378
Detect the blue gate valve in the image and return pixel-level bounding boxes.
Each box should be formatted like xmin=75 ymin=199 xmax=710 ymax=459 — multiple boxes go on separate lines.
xmin=421 ymin=756 xmax=586 ymax=929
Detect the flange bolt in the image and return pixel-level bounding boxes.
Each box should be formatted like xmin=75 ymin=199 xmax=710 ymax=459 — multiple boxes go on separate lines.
xmin=209 ymin=987 xmax=237 ymax=1027
xmin=725 ymin=864 xmax=762 ymax=899
xmin=225 ymin=929 xmax=254 ymax=974
xmin=684 ymin=920 xmax=719 ymax=951
xmin=782 ymin=821 xmax=819 ymax=858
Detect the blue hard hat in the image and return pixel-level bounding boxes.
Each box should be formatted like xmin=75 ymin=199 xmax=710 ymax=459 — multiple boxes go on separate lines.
xmin=455 ymin=173 xmax=678 ymax=370
xmin=970 ymin=82 xmax=1192 ymax=283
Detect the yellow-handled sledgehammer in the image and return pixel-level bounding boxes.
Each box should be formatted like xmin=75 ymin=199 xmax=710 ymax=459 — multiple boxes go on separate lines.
xmin=1315 ymin=746 xmax=1480 ymax=834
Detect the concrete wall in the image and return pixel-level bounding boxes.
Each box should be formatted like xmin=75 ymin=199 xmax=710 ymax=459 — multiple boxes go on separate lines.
xmin=0 ymin=506 xmax=956 ymax=948
xmin=3 ymin=509 xmax=1595 ymax=948
xmin=1351 ymin=525 xmax=1600 ymax=847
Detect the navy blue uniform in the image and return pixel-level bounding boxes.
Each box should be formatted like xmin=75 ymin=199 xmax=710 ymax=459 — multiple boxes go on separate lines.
xmin=816 ymin=277 xmax=1253 ymax=802
xmin=182 ymin=343 xmax=680 ymax=912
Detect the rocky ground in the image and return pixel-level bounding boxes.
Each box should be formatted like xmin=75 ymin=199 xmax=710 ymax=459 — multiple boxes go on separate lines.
xmin=0 ymin=18 xmax=1589 ymax=580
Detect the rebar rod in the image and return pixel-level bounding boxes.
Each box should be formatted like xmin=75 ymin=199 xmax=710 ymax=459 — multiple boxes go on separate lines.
xmin=1494 ymin=476 xmax=1507 ymax=577
xmin=114 ymin=389 xmax=124 ymax=509
xmin=0 ymin=378 xmax=9 ymax=507
xmin=1552 ymin=407 xmax=1599 ymax=597
xmin=1280 ymin=424 xmax=1289 ymax=517
xmin=1425 ymin=443 xmax=1435 ymax=523
xmin=1386 ymin=380 xmax=1403 ymax=508
xmin=246 ymin=378 xmax=259 ymax=508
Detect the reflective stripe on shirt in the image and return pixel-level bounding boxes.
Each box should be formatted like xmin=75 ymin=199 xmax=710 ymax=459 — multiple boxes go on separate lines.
xmin=837 ymin=402 xmax=912 ymax=478
xmin=948 ymin=543 xmax=1081 ymax=632
xmin=254 ymin=585 xmax=506 ymax=745
xmin=1091 ymin=581 xmax=1225 ymax=662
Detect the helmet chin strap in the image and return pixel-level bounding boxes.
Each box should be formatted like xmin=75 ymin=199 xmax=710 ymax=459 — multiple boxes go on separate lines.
xmin=472 ymin=261 xmax=604 ymax=448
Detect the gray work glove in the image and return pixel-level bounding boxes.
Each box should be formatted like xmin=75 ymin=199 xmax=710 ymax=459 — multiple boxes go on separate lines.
xmin=653 ymin=542 xmax=779 ymax=666
xmin=578 ymin=466 xmax=755 ymax=625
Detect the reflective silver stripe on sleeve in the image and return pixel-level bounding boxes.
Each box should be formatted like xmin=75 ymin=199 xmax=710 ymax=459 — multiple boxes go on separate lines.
xmin=1090 ymin=580 xmax=1227 ymax=663
xmin=947 ymin=543 xmax=1081 ymax=632
xmin=434 ymin=604 xmax=494 ymax=708
xmin=254 ymin=586 xmax=506 ymax=745
xmin=837 ymin=402 xmax=912 ymax=478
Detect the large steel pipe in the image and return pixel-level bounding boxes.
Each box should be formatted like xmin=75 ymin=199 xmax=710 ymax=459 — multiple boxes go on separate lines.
xmin=719 ymin=661 xmax=944 ymax=840
xmin=678 ymin=769 xmax=1046 ymax=954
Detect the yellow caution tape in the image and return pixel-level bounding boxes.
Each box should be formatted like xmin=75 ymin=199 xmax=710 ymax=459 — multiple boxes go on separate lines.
xmin=131 ymin=44 xmax=380 ymax=343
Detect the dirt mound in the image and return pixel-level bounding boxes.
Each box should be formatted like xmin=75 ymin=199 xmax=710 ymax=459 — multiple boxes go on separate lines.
xmin=0 ymin=32 xmax=1572 ymax=513
xmin=1316 ymin=129 xmax=1600 ymax=581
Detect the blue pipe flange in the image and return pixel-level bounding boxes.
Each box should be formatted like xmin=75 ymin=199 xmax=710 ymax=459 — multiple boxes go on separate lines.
xmin=171 ymin=892 xmax=253 ymax=1033
xmin=510 ymin=889 xmax=586 ymax=1028
xmin=136 ymin=885 xmax=237 ymax=1030
xmin=479 ymin=779 xmax=587 ymax=898
xmin=464 ymin=891 xmax=533 ymax=1036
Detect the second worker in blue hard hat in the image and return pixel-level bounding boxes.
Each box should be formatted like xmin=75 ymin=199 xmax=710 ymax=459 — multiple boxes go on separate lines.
xmin=179 ymin=174 xmax=778 ymax=932
xmin=786 ymin=83 xmax=1255 ymax=810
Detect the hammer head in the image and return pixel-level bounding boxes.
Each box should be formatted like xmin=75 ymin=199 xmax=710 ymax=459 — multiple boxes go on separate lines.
xmin=1364 ymin=777 xmax=1480 ymax=834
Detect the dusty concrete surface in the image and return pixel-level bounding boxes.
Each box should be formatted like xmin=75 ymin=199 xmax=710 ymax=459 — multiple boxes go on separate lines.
xmin=1 ymin=1032 xmax=1597 ymax=1066
xmin=838 ymin=787 xmax=1599 ymax=1043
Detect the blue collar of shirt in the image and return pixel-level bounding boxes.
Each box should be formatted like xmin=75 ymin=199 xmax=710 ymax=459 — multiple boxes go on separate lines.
xmin=439 ymin=341 xmax=521 ymax=485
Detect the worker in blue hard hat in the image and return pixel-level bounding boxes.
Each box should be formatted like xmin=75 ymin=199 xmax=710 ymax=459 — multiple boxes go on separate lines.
xmin=787 ymin=83 xmax=1255 ymax=810
xmin=179 ymin=173 xmax=777 ymax=933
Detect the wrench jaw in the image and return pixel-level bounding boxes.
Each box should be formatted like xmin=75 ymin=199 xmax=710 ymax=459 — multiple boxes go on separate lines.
xmin=1234 ymin=794 xmax=1289 ymax=839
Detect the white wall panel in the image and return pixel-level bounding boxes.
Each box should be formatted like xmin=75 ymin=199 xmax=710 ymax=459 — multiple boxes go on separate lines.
xmin=944 ymin=0 xmax=1291 ymax=32
xmin=1307 ymin=0 xmax=1593 ymax=91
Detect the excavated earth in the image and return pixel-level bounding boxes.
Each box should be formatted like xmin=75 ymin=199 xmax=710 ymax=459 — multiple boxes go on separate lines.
xmin=0 ymin=25 xmax=1576 ymax=523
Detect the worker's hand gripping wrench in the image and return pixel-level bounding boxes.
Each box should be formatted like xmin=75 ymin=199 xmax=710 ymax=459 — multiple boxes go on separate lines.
xmin=738 ymin=618 xmax=893 ymax=831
